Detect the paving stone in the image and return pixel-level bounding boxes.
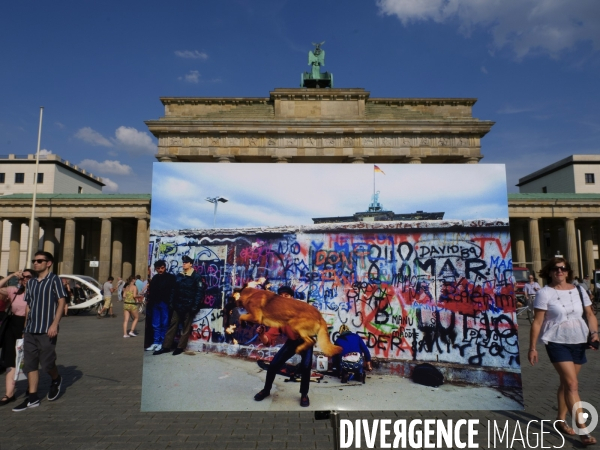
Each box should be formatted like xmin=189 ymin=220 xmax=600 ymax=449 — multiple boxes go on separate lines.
xmin=0 ymin=312 xmax=597 ymax=449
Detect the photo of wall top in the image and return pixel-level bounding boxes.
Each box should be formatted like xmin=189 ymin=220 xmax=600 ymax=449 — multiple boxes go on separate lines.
xmin=143 ymin=163 xmax=522 ymax=411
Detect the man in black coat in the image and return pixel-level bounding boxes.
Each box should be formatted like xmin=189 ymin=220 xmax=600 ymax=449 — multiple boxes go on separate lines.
xmin=145 ymin=260 xmax=176 ymax=352
xmin=154 ymin=255 xmax=205 ymax=356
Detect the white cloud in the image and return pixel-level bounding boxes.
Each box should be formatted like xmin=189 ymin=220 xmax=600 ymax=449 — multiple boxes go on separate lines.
xmin=101 ymin=177 xmax=119 ymax=192
xmin=79 ymin=159 xmax=132 ymax=175
xmin=114 ymin=126 xmax=156 ymax=154
xmin=497 ymin=105 xmax=537 ymax=114
xmin=175 ymin=50 xmax=208 ymax=60
xmin=180 ymin=70 xmax=201 ymax=83
xmin=480 ymin=66 xmax=488 ymax=74
xmin=377 ymin=0 xmax=600 ymax=58
xmin=39 ymin=149 xmax=53 ymax=156
xmin=74 ymin=127 xmax=113 ymax=147
xmin=54 ymin=122 xmax=65 ymax=129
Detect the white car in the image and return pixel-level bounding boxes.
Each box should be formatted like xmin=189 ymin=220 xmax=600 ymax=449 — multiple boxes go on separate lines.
xmin=59 ymin=274 xmax=103 ymax=314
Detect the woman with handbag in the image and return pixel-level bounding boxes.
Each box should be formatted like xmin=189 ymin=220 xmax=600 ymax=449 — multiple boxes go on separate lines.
xmin=0 ymin=269 xmax=34 ymax=406
xmin=529 ymin=257 xmax=599 ymax=446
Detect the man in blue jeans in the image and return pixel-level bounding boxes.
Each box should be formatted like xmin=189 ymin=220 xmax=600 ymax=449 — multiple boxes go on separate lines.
xmin=253 ymin=286 xmax=313 ymax=407
xmin=145 ymin=260 xmax=175 ymax=352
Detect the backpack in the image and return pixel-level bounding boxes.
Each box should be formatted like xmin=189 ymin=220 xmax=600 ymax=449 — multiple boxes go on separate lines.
xmin=412 ymin=363 xmax=444 ymax=387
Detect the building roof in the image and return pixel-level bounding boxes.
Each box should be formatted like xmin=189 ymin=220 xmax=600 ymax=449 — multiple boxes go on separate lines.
xmin=0 ymin=154 xmax=105 ymax=186
xmin=0 ymin=194 xmax=150 ymax=200
xmin=508 ymin=193 xmax=600 ymax=200
xmin=516 ymin=154 xmax=600 ymax=187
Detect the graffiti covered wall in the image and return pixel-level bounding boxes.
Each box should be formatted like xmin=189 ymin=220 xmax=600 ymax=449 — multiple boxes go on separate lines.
xmin=150 ymin=220 xmax=520 ymax=381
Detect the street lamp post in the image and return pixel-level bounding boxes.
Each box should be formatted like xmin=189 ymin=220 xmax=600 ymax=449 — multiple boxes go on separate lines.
xmin=205 ymin=196 xmax=228 ymax=227
xmin=26 ymin=107 xmax=44 ymax=265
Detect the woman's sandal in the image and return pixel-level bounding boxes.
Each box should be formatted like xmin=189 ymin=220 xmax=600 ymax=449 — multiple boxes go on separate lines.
xmin=0 ymin=395 xmax=16 ymax=406
xmin=581 ymin=434 xmax=597 ymax=446
xmin=555 ymin=420 xmax=576 ymax=436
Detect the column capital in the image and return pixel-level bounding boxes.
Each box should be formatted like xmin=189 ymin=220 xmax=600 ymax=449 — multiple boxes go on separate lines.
xmin=214 ymin=155 xmax=235 ymax=163
xmin=271 ymin=156 xmax=290 ymax=163
xmin=406 ymin=156 xmax=422 ymax=164
xmin=348 ymin=156 xmax=367 ymax=164
xmin=464 ymin=156 xmax=482 ymax=164
xmin=158 ymin=156 xmax=175 ymax=162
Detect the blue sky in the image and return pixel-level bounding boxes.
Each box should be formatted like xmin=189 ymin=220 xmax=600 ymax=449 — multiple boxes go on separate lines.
xmin=2 ymin=1 xmax=599 ymax=193
xmin=150 ymin=163 xmax=508 ymax=230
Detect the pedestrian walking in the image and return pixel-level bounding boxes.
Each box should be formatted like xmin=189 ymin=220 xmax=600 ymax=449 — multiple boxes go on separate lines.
xmin=98 ymin=276 xmax=116 ymax=318
xmin=12 ymin=251 xmax=67 ymax=412
xmin=528 ymin=257 xmax=598 ymax=446
xmin=0 ymin=269 xmax=33 ymax=406
xmin=122 ymin=277 xmax=140 ymax=338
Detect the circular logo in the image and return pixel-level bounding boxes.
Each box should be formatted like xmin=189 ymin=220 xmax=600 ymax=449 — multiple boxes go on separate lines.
xmin=571 ymin=401 xmax=598 ymax=435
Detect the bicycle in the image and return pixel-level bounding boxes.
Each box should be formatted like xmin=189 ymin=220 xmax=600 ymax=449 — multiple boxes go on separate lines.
xmin=516 ymin=294 xmax=534 ymax=324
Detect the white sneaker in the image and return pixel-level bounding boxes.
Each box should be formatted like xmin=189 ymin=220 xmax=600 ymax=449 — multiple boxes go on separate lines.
xmin=123 ymin=335 xmax=130 ymax=338
xmin=153 ymin=344 xmax=162 ymax=352
xmin=145 ymin=344 xmax=158 ymax=351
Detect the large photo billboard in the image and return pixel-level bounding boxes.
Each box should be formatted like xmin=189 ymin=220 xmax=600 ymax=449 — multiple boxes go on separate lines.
xmin=142 ymin=163 xmax=522 ymax=411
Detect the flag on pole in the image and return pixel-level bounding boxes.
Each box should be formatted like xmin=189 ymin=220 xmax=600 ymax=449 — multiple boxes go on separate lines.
xmin=374 ymin=165 xmax=385 ymax=175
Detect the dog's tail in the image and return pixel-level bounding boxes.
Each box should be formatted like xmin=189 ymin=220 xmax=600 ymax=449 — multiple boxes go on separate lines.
xmin=317 ymin=318 xmax=343 ymax=357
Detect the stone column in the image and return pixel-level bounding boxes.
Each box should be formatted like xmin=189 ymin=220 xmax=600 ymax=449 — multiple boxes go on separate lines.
xmin=158 ymin=156 xmax=175 ymax=162
xmin=564 ymin=218 xmax=579 ymax=278
xmin=43 ymin=220 xmax=56 ymax=255
xmin=111 ymin=221 xmax=123 ymax=279
xmin=28 ymin=218 xmax=40 ymax=258
xmin=215 ymin=155 xmax=234 ymax=163
xmin=407 ymin=157 xmax=422 ymax=164
xmin=98 ymin=218 xmax=112 ymax=282
xmin=122 ymin=228 xmax=133 ymax=281
xmin=135 ymin=218 xmax=148 ymax=281
xmin=512 ymin=221 xmax=526 ymax=266
xmin=582 ymin=222 xmax=595 ymax=279
xmin=465 ymin=157 xmax=480 ymax=164
xmin=8 ymin=220 xmax=22 ymax=273
xmin=61 ymin=218 xmax=76 ymax=275
xmin=528 ymin=218 xmax=542 ymax=277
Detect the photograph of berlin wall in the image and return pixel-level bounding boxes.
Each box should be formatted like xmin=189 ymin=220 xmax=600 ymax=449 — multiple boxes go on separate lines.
xmin=142 ymin=162 xmax=523 ymax=411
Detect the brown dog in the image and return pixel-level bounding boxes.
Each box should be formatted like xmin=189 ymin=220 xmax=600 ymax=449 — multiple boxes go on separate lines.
xmin=233 ymin=287 xmax=342 ymax=356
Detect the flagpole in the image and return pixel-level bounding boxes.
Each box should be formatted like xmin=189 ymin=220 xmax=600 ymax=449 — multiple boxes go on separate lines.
xmin=373 ymin=165 xmax=375 ymax=201
xmin=26 ymin=107 xmax=43 ymax=265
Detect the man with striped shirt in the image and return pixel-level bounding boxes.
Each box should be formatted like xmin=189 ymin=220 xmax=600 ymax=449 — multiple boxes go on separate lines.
xmin=13 ymin=251 xmax=67 ymax=412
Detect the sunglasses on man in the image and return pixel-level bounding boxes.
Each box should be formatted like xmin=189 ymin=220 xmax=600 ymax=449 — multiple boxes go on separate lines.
xmin=551 ymin=266 xmax=567 ymax=272
xmin=31 ymin=259 xmax=48 ymax=264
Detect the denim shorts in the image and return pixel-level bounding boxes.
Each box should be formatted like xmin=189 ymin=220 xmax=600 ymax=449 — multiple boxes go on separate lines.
xmin=545 ymin=342 xmax=587 ymax=365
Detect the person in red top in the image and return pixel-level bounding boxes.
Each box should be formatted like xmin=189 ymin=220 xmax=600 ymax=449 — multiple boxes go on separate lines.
xmin=253 ymin=285 xmax=313 ymax=407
